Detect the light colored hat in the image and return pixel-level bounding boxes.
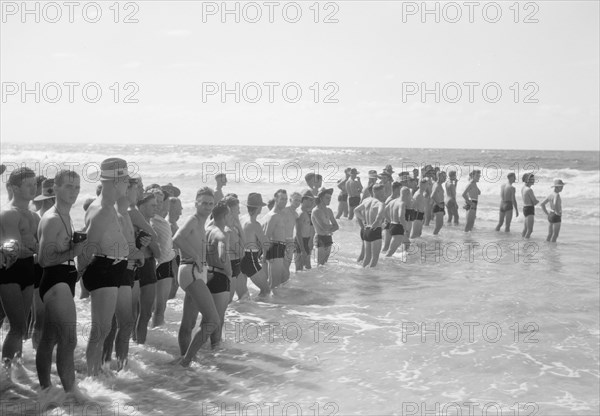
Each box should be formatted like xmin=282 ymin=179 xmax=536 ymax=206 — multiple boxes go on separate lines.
xmin=100 ymin=158 xmax=129 ymax=180
xmin=551 ymin=179 xmax=566 ymax=187
xmin=33 ymin=179 xmax=55 ymax=201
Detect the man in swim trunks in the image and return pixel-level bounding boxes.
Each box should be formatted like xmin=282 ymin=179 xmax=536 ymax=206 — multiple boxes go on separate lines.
xmin=381 ymin=181 xmax=400 ymax=254
xmin=346 ymin=168 xmax=362 ymax=220
xmin=336 ymin=168 xmax=351 ymax=220
xmin=379 ymin=170 xmax=393 ymax=200
xmin=431 ymin=171 xmax=447 ymax=235
xmin=262 ymin=189 xmax=288 ymax=289
xmin=36 ymin=170 xmax=86 ymax=397
xmin=311 ymin=188 xmax=339 ymax=266
xmin=495 ymin=173 xmax=519 ymax=232
xmin=295 ymin=190 xmax=315 ymax=271
xmin=222 ymin=194 xmax=245 ymax=301
xmin=521 ymin=173 xmax=539 ymax=239
xmin=239 ymin=193 xmax=270 ymax=297
xmin=540 ymin=178 xmax=565 ymax=242
xmin=386 ymin=186 xmax=412 ymax=257
xmin=282 ymin=192 xmax=301 ymax=283
xmin=410 ymin=181 xmax=427 ymax=238
xmin=1 ymin=167 xmax=39 ymax=381
xmin=422 ymin=167 xmax=434 ymax=226
xmin=77 ymin=158 xmax=130 ymax=376
xmin=445 ymin=171 xmax=459 ymax=225
xmin=214 ymin=173 xmax=227 ymax=203
xmin=167 ymin=195 xmax=182 ymax=299
xmin=462 ymin=170 xmax=482 ymax=233
xmin=355 ymin=184 xmax=386 ymax=267
xmin=173 ymin=187 xmax=221 ymax=367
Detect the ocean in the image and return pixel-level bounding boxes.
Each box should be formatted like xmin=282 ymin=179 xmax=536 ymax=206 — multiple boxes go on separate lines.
xmin=1 ymin=143 xmax=599 ymax=415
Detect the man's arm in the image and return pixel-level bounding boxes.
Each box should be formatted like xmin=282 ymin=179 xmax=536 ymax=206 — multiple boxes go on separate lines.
xmin=540 ymin=196 xmax=550 ymax=215
xmin=77 ymin=208 xmax=106 ymax=271
xmin=328 ymin=209 xmax=339 ymax=233
xmin=0 ymin=210 xmax=25 ymax=254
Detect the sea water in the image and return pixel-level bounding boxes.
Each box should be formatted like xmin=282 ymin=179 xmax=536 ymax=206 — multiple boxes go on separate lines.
xmin=0 ymin=143 xmax=598 ymax=415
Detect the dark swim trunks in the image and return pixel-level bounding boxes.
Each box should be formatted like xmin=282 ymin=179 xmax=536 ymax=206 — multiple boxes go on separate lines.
xmin=348 ymin=196 xmax=361 ymax=208
xmin=433 ymin=202 xmax=445 ymax=215
xmin=0 ymin=256 xmax=35 ymax=290
xmin=338 ymin=193 xmax=348 ymax=202
xmin=360 ymin=228 xmax=366 ymax=241
xmin=34 ymin=263 xmax=43 ymax=289
xmin=548 ymin=212 xmax=562 ymax=223
xmin=136 ymin=257 xmax=157 ymax=288
xmin=464 ymin=200 xmax=478 ymax=211
xmin=230 ymin=259 xmax=241 ymax=278
xmin=241 ymin=251 xmax=261 ymax=277
xmin=156 ymin=260 xmax=174 ymax=280
xmin=500 ymin=201 xmax=513 ymax=212
xmin=415 ymin=211 xmax=424 ymax=221
xmin=317 ymin=235 xmax=333 ymax=248
xmin=207 ymin=270 xmax=230 ymax=294
xmin=82 ymin=257 xmax=128 ymax=292
xmin=390 ymin=223 xmax=405 ymax=236
xmin=523 ymin=206 xmax=535 ymax=217
xmin=364 ymin=227 xmax=383 ymax=242
xmin=266 ymin=242 xmax=286 ymax=260
xmin=39 ymin=264 xmax=77 ymax=301
xmin=295 ymin=237 xmax=313 ymax=254
xmin=405 ymin=209 xmax=415 ymax=222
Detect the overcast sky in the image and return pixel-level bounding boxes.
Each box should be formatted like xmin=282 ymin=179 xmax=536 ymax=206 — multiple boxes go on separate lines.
xmin=1 ymin=1 xmax=598 ymax=150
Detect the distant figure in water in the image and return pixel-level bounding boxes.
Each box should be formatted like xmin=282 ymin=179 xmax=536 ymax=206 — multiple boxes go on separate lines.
xmin=521 ymin=173 xmax=539 ymax=239
xmin=445 ymin=171 xmax=459 ymax=225
xmin=462 ymin=170 xmax=481 ymax=233
xmin=496 ymin=173 xmax=519 ymax=232
xmin=540 ymin=179 xmax=565 ymax=242
xmin=311 ymin=188 xmax=339 ymax=266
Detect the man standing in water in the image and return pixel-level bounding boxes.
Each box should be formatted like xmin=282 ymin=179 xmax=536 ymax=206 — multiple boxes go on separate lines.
xmin=355 ymin=184 xmax=386 ymax=267
xmin=521 ymin=173 xmax=539 ymax=239
xmin=346 ymin=169 xmax=362 ymax=220
xmin=386 ymin=186 xmax=411 ymax=257
xmin=311 ymin=188 xmax=339 ymax=266
xmin=282 ymin=192 xmax=301 ymax=283
xmin=445 ymin=171 xmax=459 ymax=225
xmin=540 ymin=179 xmax=565 ymax=242
xmin=239 ymin=193 xmax=270 ymax=298
xmin=263 ymin=189 xmax=288 ymax=289
xmin=336 ymin=168 xmax=351 ymax=220
xmin=463 ymin=170 xmax=481 ymax=233
xmin=495 ymin=173 xmax=519 ymax=232
xmin=431 ymin=171 xmax=447 ymax=235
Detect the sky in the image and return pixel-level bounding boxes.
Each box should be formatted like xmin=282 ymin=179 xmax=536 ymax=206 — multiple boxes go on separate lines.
xmin=1 ymin=0 xmax=598 ymax=151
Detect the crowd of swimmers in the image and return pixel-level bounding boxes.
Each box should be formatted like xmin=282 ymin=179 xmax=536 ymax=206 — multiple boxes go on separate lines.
xmin=0 ymin=159 xmax=565 ymax=399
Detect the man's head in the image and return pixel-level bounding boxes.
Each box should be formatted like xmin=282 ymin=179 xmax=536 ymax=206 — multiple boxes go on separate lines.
xmin=169 ymin=197 xmax=183 ymax=222
xmin=289 ymin=192 xmax=302 ymax=209
xmin=301 ymin=190 xmax=315 ymax=211
xmin=413 ymin=168 xmax=419 ymax=178
xmin=400 ymin=186 xmax=412 ymax=202
xmin=137 ymin=193 xmax=157 ymax=219
xmin=195 ymin=187 xmax=215 ymax=217
xmin=551 ymin=178 xmax=566 ymax=193
xmin=350 ymin=168 xmax=359 ymax=179
xmin=100 ymin=158 xmax=130 ymax=198
xmin=437 ymin=171 xmax=447 ymax=183
xmin=54 ymin=170 xmax=81 ymax=206
xmin=215 ymin=173 xmax=227 ymax=188
xmin=392 ymin=181 xmax=402 ymax=196
xmin=273 ymin=189 xmax=288 ymax=210
xmin=507 ymin=172 xmax=516 ymax=184
xmin=224 ymin=193 xmax=240 ymax=218
xmin=246 ymin=193 xmax=266 ymax=217
xmin=372 ymin=183 xmax=385 ymax=200
xmin=212 ymin=201 xmax=230 ymax=226
xmin=316 ymin=188 xmax=333 ymax=206
xmin=344 ymin=167 xmax=352 ymax=178
xmin=8 ymin=167 xmax=37 ymax=202
xmin=448 ymin=171 xmax=457 ymax=182
xmin=305 ymin=173 xmax=316 ymax=188
xmin=147 ymin=188 xmax=165 ymax=214
xmin=469 ymin=170 xmax=481 ymax=182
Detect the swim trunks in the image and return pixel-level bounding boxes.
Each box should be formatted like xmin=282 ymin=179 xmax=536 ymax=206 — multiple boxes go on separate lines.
xmin=464 ymin=200 xmax=478 ymax=211
xmin=136 ymin=257 xmax=157 ymax=288
xmin=241 ymin=251 xmax=262 ymax=277
xmin=295 ymin=237 xmax=312 ymax=255
xmin=390 ymin=223 xmax=405 ymax=236
xmin=548 ymin=212 xmax=561 ymax=223
xmin=500 ymin=201 xmax=513 ymax=212
xmin=82 ymin=257 xmax=128 ymax=292
xmin=364 ymin=227 xmax=382 ymax=242
xmin=266 ymin=242 xmax=286 ymax=261
xmin=34 ymin=263 xmax=43 ymax=289
xmin=206 ymin=269 xmax=230 ymax=294
xmin=178 ymin=261 xmax=208 ymax=290
xmin=405 ymin=209 xmax=414 ymax=222
xmin=0 ymin=257 xmax=35 ymax=290
xmin=523 ymin=205 xmax=535 ymax=217
xmin=348 ymin=196 xmax=361 ymax=208
xmin=415 ymin=211 xmax=424 ymax=221
xmin=156 ymin=260 xmax=173 ymax=280
xmin=231 ymin=259 xmax=241 ymax=278
xmin=433 ymin=202 xmax=445 ymax=215
xmin=39 ymin=264 xmax=77 ymax=301
xmin=338 ymin=193 xmax=348 ymax=202
xmin=317 ymin=234 xmax=333 ymax=248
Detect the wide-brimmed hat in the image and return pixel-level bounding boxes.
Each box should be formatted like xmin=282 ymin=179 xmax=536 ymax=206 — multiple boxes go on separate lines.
xmin=384 ymin=164 xmax=394 ymax=174
xmin=33 ymin=179 xmax=55 ymax=201
xmin=551 ymin=179 xmax=566 ymax=187
xmin=100 ymin=158 xmax=129 ymax=180
xmin=161 ymin=183 xmax=181 ymax=198
xmin=246 ymin=193 xmax=267 ymax=207
xmin=379 ymin=171 xmax=392 ymax=179
xmin=302 ymin=189 xmax=315 ymax=199
xmin=350 ymin=168 xmax=359 ymax=175
xmin=317 ymin=188 xmax=334 ymax=198
xmin=368 ymin=170 xmax=379 ymax=179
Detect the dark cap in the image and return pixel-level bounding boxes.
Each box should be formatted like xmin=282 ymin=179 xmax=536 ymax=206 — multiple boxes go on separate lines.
xmin=317 ymin=188 xmax=334 ymax=198
xmin=246 ymin=193 xmax=267 ymax=207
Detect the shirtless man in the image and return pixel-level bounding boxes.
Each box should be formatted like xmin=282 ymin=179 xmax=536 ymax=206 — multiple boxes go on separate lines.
xmin=295 ymin=190 xmax=315 ymax=271
xmin=431 ymin=172 xmax=447 ymax=235
xmin=379 ymin=171 xmax=393 ymax=200
xmin=386 ymin=186 xmax=411 ymax=257
xmin=422 ymin=168 xmax=434 ymax=226
xmin=173 ymin=187 xmax=220 ymax=367
xmin=521 ymin=173 xmax=539 ymax=239
xmin=495 ymin=173 xmax=519 ymax=232
xmin=222 ymin=194 xmax=245 ymax=301
xmin=214 ymin=174 xmax=227 ymax=203
xmin=335 ymin=168 xmax=351 ymax=219
xmin=167 ymin=196 xmax=183 ymax=299
xmin=381 ymin=182 xmax=399 ymax=253
xmin=262 ymin=190 xmax=288 ymax=289
xmin=35 ymin=170 xmax=86 ymax=397
xmin=362 ymin=171 xmax=379 ymax=201
xmin=239 ymin=193 xmax=270 ymax=297
xmin=355 ymin=184 xmax=386 ymax=267
xmin=463 ymin=170 xmax=482 ymax=233
xmin=1 ymin=167 xmax=38 ymax=381
xmin=78 ymin=158 xmax=130 ymax=376
xmin=282 ymin=192 xmax=301 ymax=283
xmin=311 ymin=188 xmax=339 ymax=266
xmin=410 ymin=181 xmax=427 ymax=238
xmin=345 ymin=169 xmax=362 ymax=220
xmin=445 ymin=171 xmax=459 ymax=225
xmin=540 ymin=179 xmax=565 ymax=242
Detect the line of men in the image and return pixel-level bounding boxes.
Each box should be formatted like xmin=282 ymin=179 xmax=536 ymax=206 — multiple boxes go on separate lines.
xmin=0 ymin=160 xmax=340 ymax=398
